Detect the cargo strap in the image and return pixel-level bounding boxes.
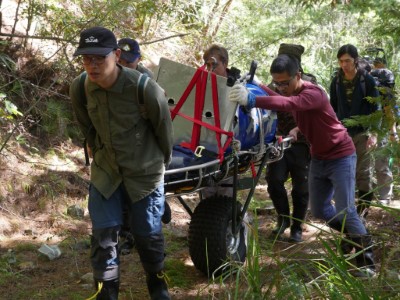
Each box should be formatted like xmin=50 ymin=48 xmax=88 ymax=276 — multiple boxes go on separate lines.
xmin=170 ymin=66 xmax=233 ymax=163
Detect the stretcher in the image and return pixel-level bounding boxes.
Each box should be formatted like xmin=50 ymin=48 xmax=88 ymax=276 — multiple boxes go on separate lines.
xmin=155 ymin=58 xmax=291 ymax=276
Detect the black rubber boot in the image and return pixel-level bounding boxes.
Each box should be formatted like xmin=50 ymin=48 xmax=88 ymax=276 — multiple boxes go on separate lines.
xmin=162 ymin=201 xmax=171 ymax=224
xmin=357 ymin=190 xmax=373 ymax=218
xmin=94 ymin=279 xmax=119 ymax=300
xmin=289 ymin=223 xmax=303 ymax=243
xmin=351 ymin=235 xmax=376 ymax=278
xmin=271 ymin=216 xmax=290 ymax=236
xmin=289 ymin=226 xmax=303 ymax=243
xmin=327 ymin=220 xmax=353 ymax=254
xmin=146 ymin=271 xmax=171 ymax=300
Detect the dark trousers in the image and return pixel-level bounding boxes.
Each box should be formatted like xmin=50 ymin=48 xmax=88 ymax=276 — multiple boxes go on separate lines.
xmin=266 ymin=143 xmax=310 ymax=229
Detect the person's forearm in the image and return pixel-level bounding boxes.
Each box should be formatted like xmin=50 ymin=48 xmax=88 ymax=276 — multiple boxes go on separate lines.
xmin=255 ymin=94 xmax=293 ymax=111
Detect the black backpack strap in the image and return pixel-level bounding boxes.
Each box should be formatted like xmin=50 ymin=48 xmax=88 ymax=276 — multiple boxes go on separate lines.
xmin=360 ymin=73 xmax=366 ymax=98
xmin=79 ymin=72 xmax=90 ymax=166
xmin=137 ymin=73 xmax=150 ymax=119
xmin=335 ymin=74 xmax=339 ymax=99
xmin=79 ymin=72 xmax=87 ymax=105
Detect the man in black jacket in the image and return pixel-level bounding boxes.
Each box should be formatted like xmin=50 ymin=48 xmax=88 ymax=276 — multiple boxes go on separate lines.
xmin=329 ymin=44 xmax=379 ymax=217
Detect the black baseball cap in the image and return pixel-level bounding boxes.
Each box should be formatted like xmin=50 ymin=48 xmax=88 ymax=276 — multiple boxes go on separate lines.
xmin=118 ymin=38 xmax=141 ymax=63
xmin=73 ymin=26 xmax=118 ymax=56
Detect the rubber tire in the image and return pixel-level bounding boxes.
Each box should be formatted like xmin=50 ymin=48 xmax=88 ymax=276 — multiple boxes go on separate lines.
xmin=188 ymin=196 xmax=247 ymax=276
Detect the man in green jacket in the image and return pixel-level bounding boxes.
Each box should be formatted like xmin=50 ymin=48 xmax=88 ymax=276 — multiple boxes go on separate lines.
xmin=70 ymin=26 xmax=173 ymax=300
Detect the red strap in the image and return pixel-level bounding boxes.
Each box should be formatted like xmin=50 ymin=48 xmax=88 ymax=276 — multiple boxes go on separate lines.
xmin=170 ymin=66 xmax=206 ymax=121
xmin=190 ymin=70 xmax=208 ymax=150
xmin=210 ymin=73 xmax=223 ymax=160
xmin=251 ymin=162 xmax=256 ymax=178
xmin=170 ymin=65 xmax=233 ymax=163
xmin=175 ymin=111 xmax=233 ymax=136
xmin=176 ymin=110 xmax=233 ymax=163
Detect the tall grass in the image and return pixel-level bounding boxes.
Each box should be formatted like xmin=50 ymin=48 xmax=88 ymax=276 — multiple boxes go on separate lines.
xmin=206 ymin=207 xmax=400 ymax=299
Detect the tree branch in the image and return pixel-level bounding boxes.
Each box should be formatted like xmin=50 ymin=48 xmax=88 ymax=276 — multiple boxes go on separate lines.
xmin=0 ymin=32 xmax=189 ymax=45
xmin=0 ymin=31 xmax=72 ymax=43
xmin=140 ymin=33 xmax=190 ymax=45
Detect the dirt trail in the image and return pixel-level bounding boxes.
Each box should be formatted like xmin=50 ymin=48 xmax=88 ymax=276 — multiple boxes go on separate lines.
xmin=0 ymin=142 xmax=399 ymax=299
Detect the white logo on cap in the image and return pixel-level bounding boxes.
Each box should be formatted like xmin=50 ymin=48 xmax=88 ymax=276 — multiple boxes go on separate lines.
xmin=120 ymin=44 xmax=131 ymax=51
xmin=85 ymin=36 xmax=99 ymax=44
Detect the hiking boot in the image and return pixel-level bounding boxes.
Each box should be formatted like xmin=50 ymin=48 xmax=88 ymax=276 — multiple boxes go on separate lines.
xmin=161 ymin=201 xmax=171 ymax=224
xmin=352 ymin=267 xmax=376 ymax=278
xmin=326 ymin=220 xmax=355 ymax=254
xmin=289 ymin=227 xmax=302 ymax=243
xmin=379 ymin=199 xmax=391 ymax=206
xmin=351 ymin=234 xmax=376 ymax=278
xmin=271 ymin=217 xmax=290 ymax=236
xmin=146 ymin=271 xmax=170 ymax=300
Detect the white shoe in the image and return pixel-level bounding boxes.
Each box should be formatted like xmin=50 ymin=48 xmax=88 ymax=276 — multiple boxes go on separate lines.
xmin=379 ymin=199 xmax=391 ymax=206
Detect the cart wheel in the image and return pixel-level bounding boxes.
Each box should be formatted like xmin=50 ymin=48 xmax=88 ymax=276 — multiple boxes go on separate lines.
xmin=188 ymin=196 xmax=247 ymax=276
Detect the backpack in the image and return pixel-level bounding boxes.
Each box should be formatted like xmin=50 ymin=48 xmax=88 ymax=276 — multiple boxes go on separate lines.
xmin=370 ymin=68 xmax=395 ymax=89
xmin=79 ymin=71 xmax=150 ymax=165
xmin=302 ymin=72 xmax=318 ymax=85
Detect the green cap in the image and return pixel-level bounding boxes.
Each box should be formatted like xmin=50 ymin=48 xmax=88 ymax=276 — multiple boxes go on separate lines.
xmin=278 ymin=43 xmax=305 ymax=62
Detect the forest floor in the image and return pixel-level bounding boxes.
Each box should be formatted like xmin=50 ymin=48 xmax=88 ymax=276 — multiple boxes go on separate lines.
xmin=0 ymin=139 xmax=400 ymax=300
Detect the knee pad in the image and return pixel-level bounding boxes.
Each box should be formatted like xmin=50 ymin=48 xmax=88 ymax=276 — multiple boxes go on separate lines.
xmin=91 ymin=225 xmax=120 ymax=281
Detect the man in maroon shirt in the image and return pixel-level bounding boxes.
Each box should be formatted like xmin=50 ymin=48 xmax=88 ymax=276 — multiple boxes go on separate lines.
xmin=229 ymin=54 xmax=375 ymax=277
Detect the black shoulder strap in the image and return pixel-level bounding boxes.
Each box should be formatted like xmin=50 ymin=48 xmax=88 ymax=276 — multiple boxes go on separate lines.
xmin=335 ymin=75 xmax=339 ymax=98
xmin=79 ymin=72 xmax=87 ymax=105
xmin=360 ymin=73 xmax=366 ymax=98
xmin=137 ymin=73 xmax=150 ymax=119
xmin=79 ymin=72 xmax=90 ymax=166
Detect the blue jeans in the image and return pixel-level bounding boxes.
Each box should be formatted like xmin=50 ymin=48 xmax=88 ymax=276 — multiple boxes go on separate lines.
xmin=88 ymin=183 xmax=166 ymax=281
xmin=89 ymin=183 xmax=165 ymax=235
xmin=309 ymin=152 xmax=367 ymax=235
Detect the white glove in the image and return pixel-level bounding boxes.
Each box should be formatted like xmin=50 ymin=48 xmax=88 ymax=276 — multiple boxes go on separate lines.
xmin=239 ymin=73 xmax=250 ymax=82
xmin=229 ymin=84 xmax=249 ymax=106
xmin=251 ymin=75 xmax=262 ymax=86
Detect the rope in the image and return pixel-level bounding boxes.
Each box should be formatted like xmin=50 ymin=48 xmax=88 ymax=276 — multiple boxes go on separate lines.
xmin=84 ymin=281 xmax=103 ymax=300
